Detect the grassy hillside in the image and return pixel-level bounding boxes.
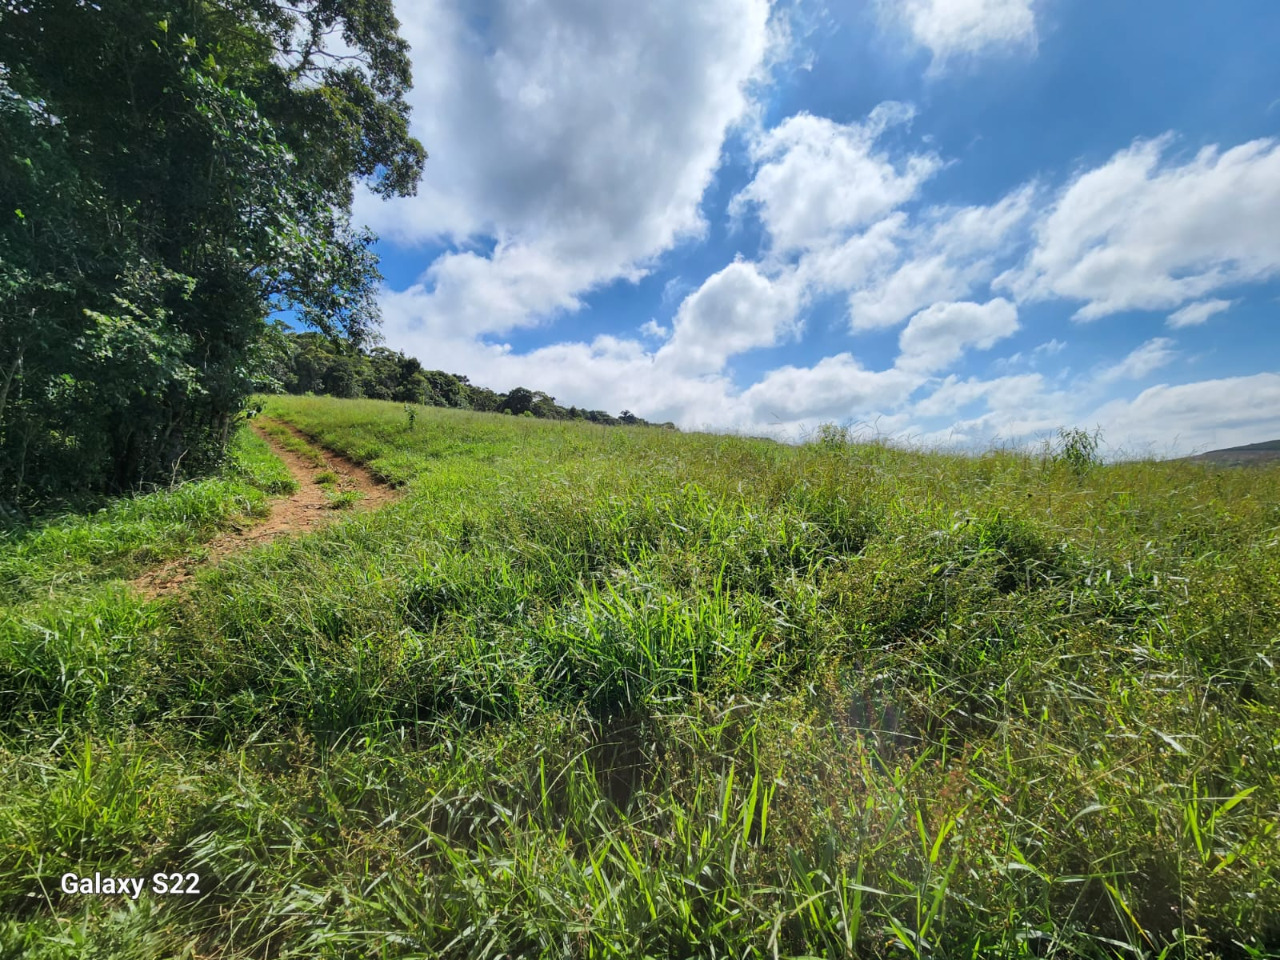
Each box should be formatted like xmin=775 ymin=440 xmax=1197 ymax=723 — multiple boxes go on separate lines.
xmin=2 ymin=395 xmax=1279 ymax=958
xmin=1186 ymin=440 xmax=1280 ymax=467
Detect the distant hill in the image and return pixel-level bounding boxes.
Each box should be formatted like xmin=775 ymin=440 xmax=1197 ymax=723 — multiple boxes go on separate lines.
xmin=1183 ymin=439 xmax=1280 ymax=466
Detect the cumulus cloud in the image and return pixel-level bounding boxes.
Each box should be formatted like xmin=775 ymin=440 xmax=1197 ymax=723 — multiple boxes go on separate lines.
xmin=1089 ymin=373 xmax=1280 ymax=457
xmin=911 ymin=372 xmax=1046 ymax=419
xmin=990 ymin=336 xmax=1066 ymax=373
xmin=847 ymin=184 xmax=1035 ymax=329
xmin=740 ymin=353 xmax=920 ymax=424
xmin=401 ymin=243 xmax=600 ymax=337
xmin=895 ymin=298 xmax=1020 ymax=373
xmin=359 ymin=4 xmax=1275 ymax=459
xmin=881 ymin=0 xmax=1040 ymax=70
xmin=1167 ymin=298 xmax=1236 ymax=329
xmin=902 ymin=344 xmax=1279 ymax=459
xmin=358 ymin=0 xmax=775 ymax=334
xmin=792 ymin=213 xmax=906 ymax=295
xmin=906 ymin=373 xmax=1072 ymax=448
xmin=848 ymin=254 xmax=966 ymax=331
xmin=656 ymin=260 xmax=802 ymax=375
xmin=728 ymin=106 xmax=1034 ymax=333
xmin=731 ymin=104 xmax=941 ymax=252
xmin=997 ymin=135 xmax=1280 ymax=320
xmin=1095 ymin=337 xmax=1179 ymax=384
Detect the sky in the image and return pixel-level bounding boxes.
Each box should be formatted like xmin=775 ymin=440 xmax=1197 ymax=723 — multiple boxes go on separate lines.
xmin=351 ymin=0 xmax=1280 ymax=457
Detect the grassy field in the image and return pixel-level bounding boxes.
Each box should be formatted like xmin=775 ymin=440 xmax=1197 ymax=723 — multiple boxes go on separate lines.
xmin=2 ymin=395 xmax=1278 ymax=958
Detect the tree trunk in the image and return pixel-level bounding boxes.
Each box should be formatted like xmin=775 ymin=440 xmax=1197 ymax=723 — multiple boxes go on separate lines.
xmin=0 ymin=326 xmax=27 ymax=430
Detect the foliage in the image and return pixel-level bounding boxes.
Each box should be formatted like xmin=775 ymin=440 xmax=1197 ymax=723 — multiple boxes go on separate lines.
xmin=3 ymin=395 xmax=1279 ymax=955
xmin=1051 ymin=426 xmax=1104 ymax=474
xmin=0 ymin=0 xmax=425 ymax=512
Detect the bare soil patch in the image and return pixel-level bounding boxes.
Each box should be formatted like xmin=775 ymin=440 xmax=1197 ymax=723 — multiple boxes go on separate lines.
xmin=131 ymin=420 xmax=398 ymax=597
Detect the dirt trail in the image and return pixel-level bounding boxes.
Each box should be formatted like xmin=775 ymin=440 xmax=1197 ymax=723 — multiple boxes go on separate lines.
xmin=131 ymin=420 xmax=399 ymax=598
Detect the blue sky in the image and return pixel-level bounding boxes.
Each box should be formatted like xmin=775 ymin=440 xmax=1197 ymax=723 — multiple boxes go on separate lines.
xmin=353 ymin=0 xmax=1280 ymax=456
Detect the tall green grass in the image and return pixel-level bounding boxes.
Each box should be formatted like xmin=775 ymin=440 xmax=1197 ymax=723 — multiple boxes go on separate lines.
xmin=0 ymin=426 xmax=297 ymax=732
xmin=2 ymin=395 xmax=1278 ymax=958
xmin=0 ymin=427 xmax=296 ymax=605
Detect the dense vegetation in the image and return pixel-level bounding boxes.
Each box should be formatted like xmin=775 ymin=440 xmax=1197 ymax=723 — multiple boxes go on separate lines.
xmin=0 ymin=0 xmax=423 ymax=511
xmin=272 ymin=331 xmax=672 ymax=427
xmin=2 ymin=396 xmax=1277 ymax=957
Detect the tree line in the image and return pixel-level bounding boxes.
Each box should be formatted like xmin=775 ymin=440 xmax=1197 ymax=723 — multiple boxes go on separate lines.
xmin=1 ymin=0 xmax=425 ymax=514
xmin=271 ymin=332 xmax=671 ymax=429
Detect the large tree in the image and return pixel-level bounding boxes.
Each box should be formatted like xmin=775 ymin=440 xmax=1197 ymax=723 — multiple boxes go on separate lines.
xmin=0 ymin=0 xmax=424 ymax=509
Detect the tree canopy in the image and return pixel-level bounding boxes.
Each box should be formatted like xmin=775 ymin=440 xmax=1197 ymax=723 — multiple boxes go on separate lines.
xmin=0 ymin=0 xmax=425 ymax=511
xmin=270 ymin=332 xmax=676 ymax=429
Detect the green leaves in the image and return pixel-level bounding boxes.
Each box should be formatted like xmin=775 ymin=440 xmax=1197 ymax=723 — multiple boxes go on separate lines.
xmin=0 ymin=0 xmax=424 ymax=508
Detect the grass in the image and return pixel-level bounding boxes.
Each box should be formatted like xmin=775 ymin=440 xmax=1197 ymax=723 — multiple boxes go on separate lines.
xmin=1 ymin=394 xmax=1278 ymax=958
xmin=0 ymin=427 xmax=293 ymax=606
xmin=227 ymin=425 xmax=301 ymax=497
xmin=256 ymin=417 xmax=328 ymax=468
xmin=0 ymin=425 xmax=300 ymax=739
xmin=324 ymin=488 xmax=363 ymax=509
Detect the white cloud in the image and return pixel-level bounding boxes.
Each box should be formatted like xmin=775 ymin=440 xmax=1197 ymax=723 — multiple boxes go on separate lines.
xmin=998 ymin=135 xmax=1280 ymax=320
xmin=896 ymin=298 xmax=1020 ymax=373
xmin=399 ymin=243 xmax=600 ymax=337
xmin=847 ymin=184 xmax=1036 ymax=329
xmin=1089 ymin=373 xmax=1280 ymax=457
xmin=907 ymin=379 xmax=1070 ymax=448
xmin=882 ymin=0 xmax=1040 ymax=71
xmin=379 ymin=312 xmax=917 ymax=438
xmin=792 ymin=213 xmax=906 ymax=295
xmin=911 ymin=372 xmax=1046 ymax=419
xmin=901 ymin=368 xmax=1280 ymax=458
xmin=740 ymin=353 xmax=920 ymax=424
xmin=849 ymin=254 xmax=967 ymax=330
xmin=1167 ymin=298 xmax=1236 ymax=329
xmin=360 ymin=5 xmax=1277 ymax=459
xmin=731 ymin=104 xmax=941 ymax=252
xmin=1032 ymin=338 xmax=1066 ymax=356
xmin=359 ymin=0 xmax=776 ymax=335
xmin=1095 ymin=337 xmax=1179 ymax=384
xmin=990 ymin=337 xmax=1066 ymax=373
xmin=729 ymin=108 xmax=1035 ymax=334
xmin=384 ymin=279 xmax=1279 ymax=456
xmin=657 ymin=260 xmax=802 ymax=374
xmin=640 ymin=319 xmax=670 ymax=339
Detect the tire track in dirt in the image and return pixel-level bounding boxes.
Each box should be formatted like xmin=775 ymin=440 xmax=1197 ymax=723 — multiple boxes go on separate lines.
xmin=131 ymin=420 xmax=399 ymax=598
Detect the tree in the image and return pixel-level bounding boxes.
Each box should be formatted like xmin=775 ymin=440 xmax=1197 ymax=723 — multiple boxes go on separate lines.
xmin=500 ymin=387 xmax=536 ymax=416
xmin=0 ymin=0 xmax=425 ymax=509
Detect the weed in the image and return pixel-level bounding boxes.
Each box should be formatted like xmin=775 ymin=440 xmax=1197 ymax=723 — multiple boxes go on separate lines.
xmin=1051 ymin=425 xmax=1104 ymax=475
xmin=324 ymin=488 xmax=363 ymax=510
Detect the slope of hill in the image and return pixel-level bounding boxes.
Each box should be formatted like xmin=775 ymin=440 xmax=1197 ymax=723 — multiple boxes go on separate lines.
xmin=3 ymin=396 xmax=1279 ymax=957
xmin=1185 ymin=438 xmax=1280 ymax=465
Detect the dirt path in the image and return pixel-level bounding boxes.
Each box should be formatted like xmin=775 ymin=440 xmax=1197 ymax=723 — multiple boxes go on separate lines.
xmin=131 ymin=420 xmax=399 ymax=598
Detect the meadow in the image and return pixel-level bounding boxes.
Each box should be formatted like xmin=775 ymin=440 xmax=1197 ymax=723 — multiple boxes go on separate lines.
xmin=1 ymin=395 xmax=1278 ymax=958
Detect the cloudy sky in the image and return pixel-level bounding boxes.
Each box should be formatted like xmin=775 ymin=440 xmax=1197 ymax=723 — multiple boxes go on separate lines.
xmin=352 ymin=0 xmax=1280 ymax=457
